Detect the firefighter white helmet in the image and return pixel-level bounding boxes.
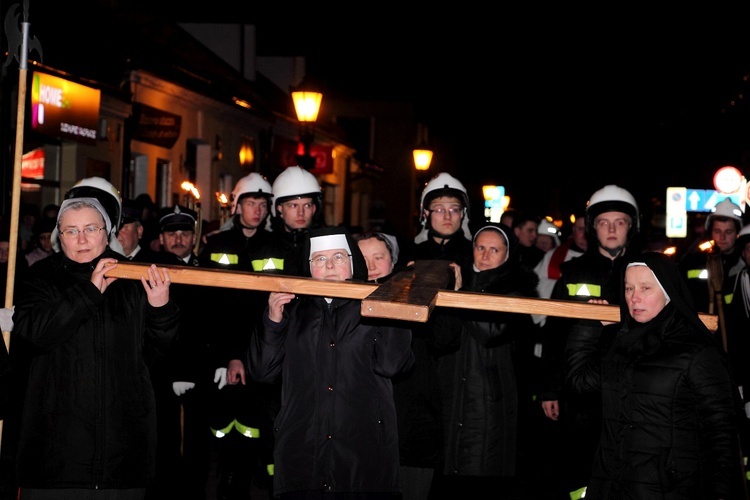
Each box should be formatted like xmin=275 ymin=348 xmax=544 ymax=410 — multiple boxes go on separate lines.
xmin=415 ymin=172 xmax=471 ymax=244
xmin=65 ymin=177 xmax=122 ymax=234
xmin=586 ymin=184 xmax=639 ymax=234
xmin=419 ymin=172 xmax=470 ymax=219
xmin=537 ymin=219 xmax=561 ymax=246
xmin=705 ymin=198 xmax=743 ymax=231
xmin=271 ymin=166 xmax=322 ymax=216
xmin=231 ymin=173 xmax=273 ymax=214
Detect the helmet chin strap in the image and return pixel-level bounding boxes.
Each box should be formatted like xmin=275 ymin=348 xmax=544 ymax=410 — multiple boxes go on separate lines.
xmin=428 ymin=226 xmax=461 ymax=243
xmin=600 ymin=242 xmax=626 ymax=259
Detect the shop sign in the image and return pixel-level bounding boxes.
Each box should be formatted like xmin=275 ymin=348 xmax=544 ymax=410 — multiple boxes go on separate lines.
xmin=132 ymin=103 xmax=182 ymax=148
xmin=275 ymin=136 xmax=333 ymax=175
xmin=30 ymin=72 xmax=100 ymax=145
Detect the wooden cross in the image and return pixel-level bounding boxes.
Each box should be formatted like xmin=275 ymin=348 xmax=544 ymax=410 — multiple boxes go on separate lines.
xmin=106 ymin=260 xmax=718 ymax=332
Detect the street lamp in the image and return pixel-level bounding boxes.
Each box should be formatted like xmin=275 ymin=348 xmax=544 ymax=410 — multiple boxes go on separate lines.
xmin=413 ymin=149 xmax=433 ymax=171
xmin=412 ymin=123 xmax=432 ymax=171
xmin=291 ymin=86 xmax=323 ymax=170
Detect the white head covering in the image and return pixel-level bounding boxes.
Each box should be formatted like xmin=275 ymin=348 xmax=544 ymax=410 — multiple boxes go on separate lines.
xmin=53 ymin=197 xmax=126 ymax=255
xmin=377 ymin=233 xmax=400 ymax=265
xmin=309 ymin=233 xmax=353 ymax=274
xmin=57 ymin=197 xmax=113 ymax=234
xmin=627 ymin=261 xmax=671 ymax=304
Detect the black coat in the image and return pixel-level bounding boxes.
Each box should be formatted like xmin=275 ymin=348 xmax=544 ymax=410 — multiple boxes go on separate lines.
xmin=566 ymin=252 xmax=746 ymax=499
xmin=248 ymin=295 xmax=414 ymax=495
xmin=433 ymin=260 xmax=539 ymax=477
xmin=13 ymin=249 xmax=180 ymax=489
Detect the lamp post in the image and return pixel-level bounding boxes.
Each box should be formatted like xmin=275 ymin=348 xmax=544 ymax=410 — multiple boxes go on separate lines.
xmin=291 ymin=87 xmax=323 ymax=170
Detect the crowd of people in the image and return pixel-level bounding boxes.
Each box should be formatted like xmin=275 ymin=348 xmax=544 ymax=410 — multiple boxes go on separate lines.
xmin=0 ymin=168 xmax=749 ymax=500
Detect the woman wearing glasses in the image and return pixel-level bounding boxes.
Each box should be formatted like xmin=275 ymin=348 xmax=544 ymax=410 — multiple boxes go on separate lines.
xmin=248 ymin=226 xmax=415 ymax=499
xmin=12 ymin=179 xmax=179 ymax=500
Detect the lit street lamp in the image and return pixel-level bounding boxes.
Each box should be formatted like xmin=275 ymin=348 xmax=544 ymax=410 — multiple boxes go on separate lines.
xmin=291 ymin=86 xmax=323 ymax=170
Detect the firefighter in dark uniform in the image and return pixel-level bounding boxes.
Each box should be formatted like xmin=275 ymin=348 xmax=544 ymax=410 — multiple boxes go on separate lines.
xmin=679 ymin=198 xmax=744 ymax=314
xmin=539 ymin=184 xmax=641 ymax=499
xmin=250 ymin=166 xmax=324 ymax=276
xmin=151 ymin=204 xmax=212 ymax=500
xmin=198 ymin=173 xmax=277 ymax=500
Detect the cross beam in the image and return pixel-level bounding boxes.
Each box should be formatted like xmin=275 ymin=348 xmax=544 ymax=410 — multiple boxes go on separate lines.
xmin=106 ymin=260 xmax=718 ymax=332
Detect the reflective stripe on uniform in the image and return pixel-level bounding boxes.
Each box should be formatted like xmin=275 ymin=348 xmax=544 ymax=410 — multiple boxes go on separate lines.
xmin=251 ymin=258 xmax=285 ymax=271
xmin=210 ymin=253 xmax=239 ymax=265
xmin=569 ymin=485 xmax=586 ymax=499
xmin=210 ymin=419 xmax=260 ymax=439
xmin=686 ymin=268 xmax=707 ymax=280
xmin=267 ymin=464 xmax=274 ymax=476
xmin=234 ymin=420 xmax=261 ymax=438
xmin=725 ymin=293 xmax=733 ymax=305
xmin=566 ymin=283 xmax=602 ymax=298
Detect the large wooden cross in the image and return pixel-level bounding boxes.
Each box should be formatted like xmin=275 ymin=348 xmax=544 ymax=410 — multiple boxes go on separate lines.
xmin=107 ymin=260 xmax=718 ymax=332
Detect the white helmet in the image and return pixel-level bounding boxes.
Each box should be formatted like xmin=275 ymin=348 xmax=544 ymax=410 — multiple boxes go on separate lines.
xmin=586 ymin=184 xmax=639 ymax=235
xmin=705 ymin=198 xmax=743 ymax=231
xmin=65 ymin=177 xmax=122 ymax=233
xmin=419 ymin=172 xmax=470 ymax=219
xmin=537 ymin=219 xmax=561 ymax=246
xmin=231 ymin=173 xmax=273 ymax=214
xmin=415 ymin=172 xmax=471 ymax=244
xmin=271 ymin=166 xmax=322 ymax=216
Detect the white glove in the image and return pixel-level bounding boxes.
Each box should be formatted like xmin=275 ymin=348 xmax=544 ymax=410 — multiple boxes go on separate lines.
xmin=0 ymin=306 xmax=14 ymax=332
xmin=214 ymin=368 xmax=228 ymax=390
xmin=744 ymin=402 xmax=750 ymax=419
xmin=172 ymin=381 xmax=195 ymax=396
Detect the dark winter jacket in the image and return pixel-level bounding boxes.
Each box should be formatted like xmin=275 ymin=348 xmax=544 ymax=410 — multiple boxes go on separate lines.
xmin=566 ymin=252 xmax=746 ymax=499
xmin=249 ymin=296 xmax=414 ymax=495
xmin=433 ymin=257 xmax=539 ymax=477
xmin=247 ymin=227 xmax=415 ymax=495
xmin=13 ymin=249 xmax=180 ymax=489
xmin=394 ymin=230 xmax=473 ymax=469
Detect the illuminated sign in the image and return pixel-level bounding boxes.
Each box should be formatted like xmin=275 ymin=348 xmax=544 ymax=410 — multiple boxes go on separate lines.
xmin=132 ymin=103 xmax=182 ymax=149
xmin=31 ymin=72 xmax=100 ymax=145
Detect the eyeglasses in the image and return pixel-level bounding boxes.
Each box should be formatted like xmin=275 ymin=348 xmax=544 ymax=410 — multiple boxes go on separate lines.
xmin=429 ymin=207 xmax=463 ymax=216
xmin=310 ymin=252 xmax=351 ymax=268
xmin=59 ymin=226 xmax=106 ymax=239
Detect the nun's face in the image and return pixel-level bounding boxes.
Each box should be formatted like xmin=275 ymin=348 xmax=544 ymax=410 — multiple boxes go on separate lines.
xmin=473 ymin=230 xmax=507 ymax=271
xmin=309 ymin=248 xmax=353 ymax=281
xmin=624 ymin=265 xmax=668 ymax=323
xmin=358 ymin=237 xmax=393 ymax=281
xmin=58 ymin=207 xmax=109 ymax=263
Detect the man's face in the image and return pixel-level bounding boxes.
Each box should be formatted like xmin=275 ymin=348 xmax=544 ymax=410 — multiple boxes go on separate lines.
xmin=238 ymin=196 xmax=269 ymax=229
xmin=711 ymin=219 xmax=738 ymax=254
xmin=514 ymin=221 xmax=538 ymax=248
xmin=424 ymin=196 xmax=463 ymax=238
xmin=160 ymin=230 xmax=196 ymax=259
xmin=117 ymin=221 xmax=143 ymax=255
xmin=594 ymin=210 xmax=631 ymax=253
xmin=571 ymin=218 xmax=588 ymax=250
xmin=278 ymin=197 xmax=316 ymax=231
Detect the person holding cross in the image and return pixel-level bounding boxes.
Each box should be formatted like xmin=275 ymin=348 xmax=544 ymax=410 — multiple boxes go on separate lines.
xmin=12 ymin=178 xmax=179 ymax=500
xmin=248 ymin=226 xmax=414 ymax=499
xmin=566 ymin=251 xmax=747 ymax=499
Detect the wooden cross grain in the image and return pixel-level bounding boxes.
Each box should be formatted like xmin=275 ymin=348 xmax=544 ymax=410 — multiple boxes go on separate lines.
xmin=106 ymin=260 xmax=718 ymax=332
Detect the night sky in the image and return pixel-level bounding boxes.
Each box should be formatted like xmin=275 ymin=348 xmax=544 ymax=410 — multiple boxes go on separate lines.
xmin=52 ymin=2 xmax=750 ymax=222
xmin=248 ymin=8 xmax=750 ymax=221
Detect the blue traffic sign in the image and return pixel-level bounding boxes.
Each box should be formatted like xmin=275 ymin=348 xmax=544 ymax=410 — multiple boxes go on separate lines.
xmin=684 ymin=189 xmax=740 ymax=212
